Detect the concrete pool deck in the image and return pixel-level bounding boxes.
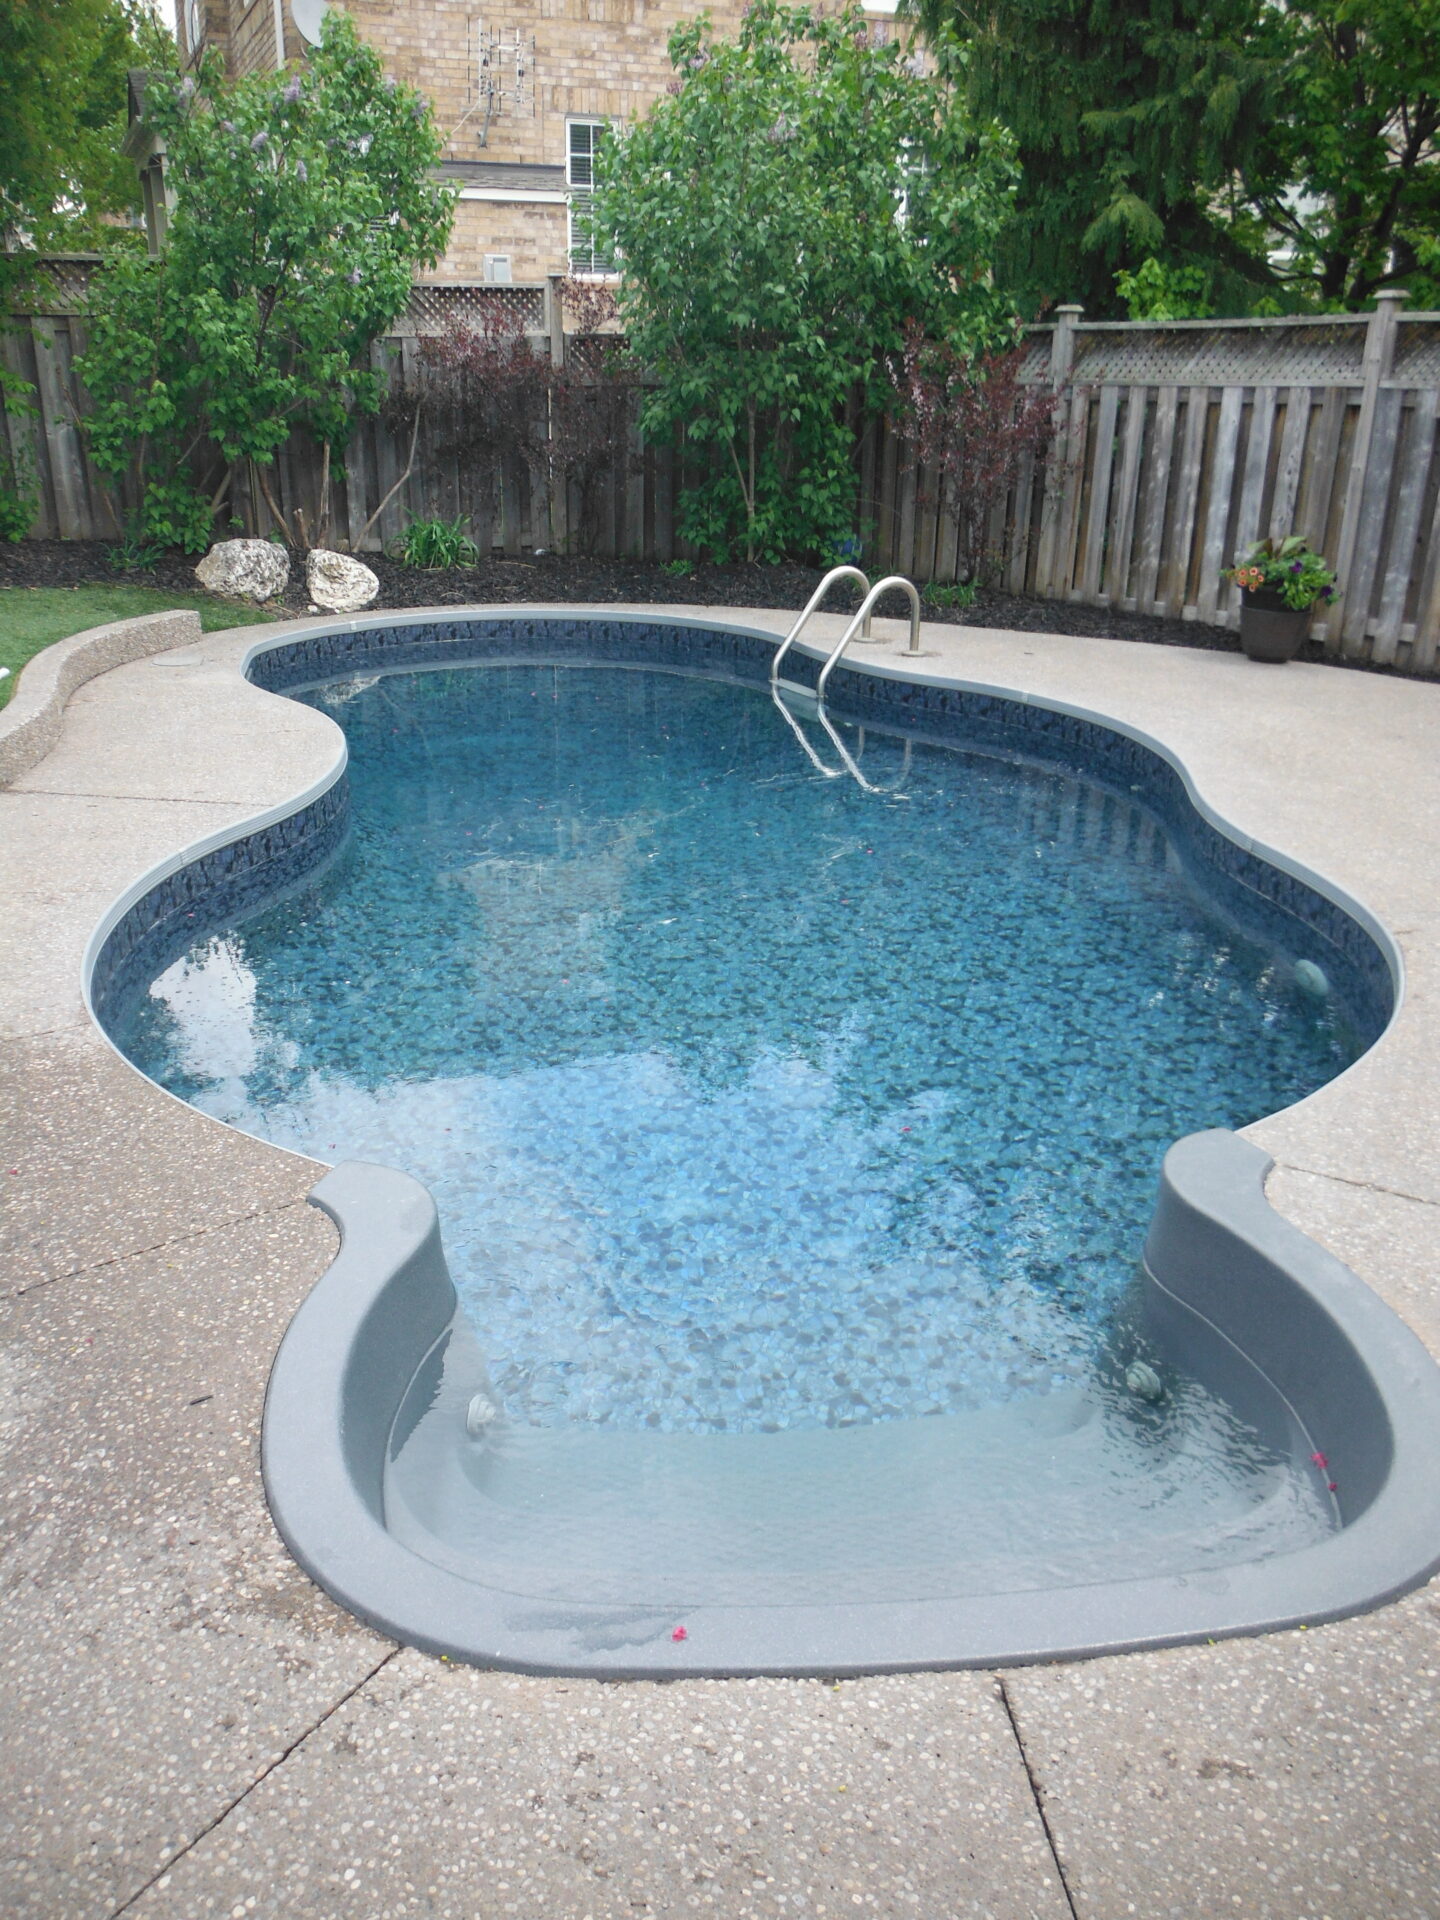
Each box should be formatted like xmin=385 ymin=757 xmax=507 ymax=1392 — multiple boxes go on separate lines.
xmin=1 ymin=606 xmax=1437 ymax=1918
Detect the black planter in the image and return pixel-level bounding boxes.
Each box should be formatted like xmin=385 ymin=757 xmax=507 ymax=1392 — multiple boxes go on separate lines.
xmin=1239 ymin=588 xmax=1312 ymax=663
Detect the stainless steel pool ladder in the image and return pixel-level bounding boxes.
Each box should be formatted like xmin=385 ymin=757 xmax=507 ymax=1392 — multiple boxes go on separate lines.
xmin=769 ymin=571 xmax=923 ymax=794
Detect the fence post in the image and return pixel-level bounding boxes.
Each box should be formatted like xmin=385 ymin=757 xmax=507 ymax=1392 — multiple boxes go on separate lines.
xmin=1332 ymin=289 xmax=1405 ymax=650
xmin=1033 ymin=304 xmax=1082 ymax=595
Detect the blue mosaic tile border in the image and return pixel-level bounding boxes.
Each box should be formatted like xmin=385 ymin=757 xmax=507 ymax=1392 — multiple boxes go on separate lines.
xmin=90 ymin=615 xmax=1395 ymax=1049
xmin=92 ymin=774 xmax=351 ymax=1039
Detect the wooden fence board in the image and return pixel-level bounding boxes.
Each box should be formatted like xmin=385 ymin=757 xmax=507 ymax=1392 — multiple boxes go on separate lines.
xmin=1222 ymin=385 xmax=1277 ymax=624
xmin=1133 ymin=385 xmax=1178 ymax=612
xmin=1373 ymin=389 xmax=1439 ymax=661
xmin=1341 ymin=385 xmax=1403 ymax=651
xmin=1268 ymin=387 xmax=1312 ymax=541
xmin=1005 ymin=448 xmax=1036 ymax=595
xmin=1162 ymin=387 xmax=1209 ymax=614
xmin=1196 ymin=386 xmax=1244 ymax=623
xmin=1079 ymin=384 xmax=1119 ymax=600
xmin=1104 ymin=386 xmax=1146 ymax=606
xmin=1414 ymin=473 xmax=1440 ymax=673
xmin=30 ymin=320 xmax=88 ymax=540
xmin=1 ymin=323 xmax=51 ymax=538
xmin=1042 ymin=384 xmax=1088 ymax=598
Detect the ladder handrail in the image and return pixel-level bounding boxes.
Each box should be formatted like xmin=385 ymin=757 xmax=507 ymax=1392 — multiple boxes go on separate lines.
xmin=815 ymin=576 xmax=923 ymax=702
xmin=769 ymin=565 xmax=872 ymax=689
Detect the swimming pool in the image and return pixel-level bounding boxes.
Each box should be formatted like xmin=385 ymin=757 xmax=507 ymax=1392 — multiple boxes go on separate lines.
xmin=88 ymin=611 xmax=1440 ymax=1673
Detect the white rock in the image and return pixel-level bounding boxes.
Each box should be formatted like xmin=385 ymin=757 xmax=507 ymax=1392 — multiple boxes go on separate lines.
xmin=306 ymin=548 xmax=380 ymax=613
xmin=195 ymin=538 xmax=290 ymax=603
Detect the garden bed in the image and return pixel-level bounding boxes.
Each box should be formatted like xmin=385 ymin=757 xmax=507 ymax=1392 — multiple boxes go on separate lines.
xmin=0 ymin=538 xmax=1416 ymax=677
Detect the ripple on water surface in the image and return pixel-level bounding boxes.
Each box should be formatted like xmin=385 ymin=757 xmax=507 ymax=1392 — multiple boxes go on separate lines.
xmin=120 ymin=663 xmax=1362 ymax=1441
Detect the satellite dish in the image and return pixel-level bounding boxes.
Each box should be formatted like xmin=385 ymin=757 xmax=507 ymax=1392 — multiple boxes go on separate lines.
xmin=290 ymin=0 xmax=328 ymax=48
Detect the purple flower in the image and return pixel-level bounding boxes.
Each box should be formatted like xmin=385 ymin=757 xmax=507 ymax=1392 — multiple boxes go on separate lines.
xmin=283 ymin=76 xmax=303 ymax=104
xmin=1320 ymin=585 xmax=1335 ymax=600
xmin=221 ymin=119 xmax=236 ymax=133
xmin=294 ymin=158 xmax=308 ymax=182
xmin=348 ymin=268 xmax=363 ymax=284
xmin=1290 ymin=559 xmax=1303 ymax=572
xmin=250 ymin=129 xmax=269 ymax=150
xmin=178 ymin=76 xmax=195 ymax=101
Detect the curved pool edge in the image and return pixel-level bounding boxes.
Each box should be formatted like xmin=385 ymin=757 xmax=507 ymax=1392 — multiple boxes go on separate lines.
xmin=75 ymin=606 xmax=1437 ymax=1672
xmin=261 ymin=1147 xmax=1440 ymax=1678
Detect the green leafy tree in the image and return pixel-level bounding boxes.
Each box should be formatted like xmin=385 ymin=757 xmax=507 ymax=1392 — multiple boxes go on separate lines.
xmin=78 ymin=13 xmax=454 ymax=551
xmin=0 ymin=0 xmax=172 ymax=288
xmin=589 ymin=0 xmax=1019 ymax=562
xmin=1245 ymin=0 xmax=1440 ymax=309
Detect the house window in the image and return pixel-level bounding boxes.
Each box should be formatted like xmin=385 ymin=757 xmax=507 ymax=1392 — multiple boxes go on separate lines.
xmin=566 ymin=120 xmax=612 ymax=274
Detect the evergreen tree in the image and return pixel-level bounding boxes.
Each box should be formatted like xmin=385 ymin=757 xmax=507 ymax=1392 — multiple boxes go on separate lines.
xmin=909 ymin=0 xmax=1439 ymax=315
xmin=908 ymin=0 xmax=1280 ymax=316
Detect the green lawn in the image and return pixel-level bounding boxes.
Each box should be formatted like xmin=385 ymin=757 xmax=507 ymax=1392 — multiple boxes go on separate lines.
xmin=0 ymin=585 xmax=275 ymax=708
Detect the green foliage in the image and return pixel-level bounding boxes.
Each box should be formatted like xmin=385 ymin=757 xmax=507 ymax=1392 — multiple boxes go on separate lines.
xmin=923 ymin=579 xmax=978 ymax=609
xmin=589 ymin=0 xmax=1018 ymax=562
xmin=907 ymin=0 xmax=1282 ymax=315
xmin=1114 ymin=257 xmax=1215 ymax=321
xmin=0 ymin=0 xmax=168 ymax=298
xmin=907 ymin=0 xmax=1439 ymax=314
xmin=1228 ymin=534 xmax=1339 ymax=610
xmin=104 ymin=534 xmax=166 ymax=571
xmin=1244 ymin=0 xmax=1440 ymax=309
xmin=391 ymin=516 xmax=480 ymax=569
xmin=0 ymin=366 xmax=38 ymax=542
xmin=78 ymin=14 xmax=454 ymax=551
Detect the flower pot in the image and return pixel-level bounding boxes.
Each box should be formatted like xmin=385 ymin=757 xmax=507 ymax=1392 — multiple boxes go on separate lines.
xmin=1238 ymin=588 xmax=1312 ymax=664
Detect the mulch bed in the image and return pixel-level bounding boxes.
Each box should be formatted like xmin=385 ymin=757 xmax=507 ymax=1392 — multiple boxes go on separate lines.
xmin=1 ymin=538 xmax=1417 ymax=677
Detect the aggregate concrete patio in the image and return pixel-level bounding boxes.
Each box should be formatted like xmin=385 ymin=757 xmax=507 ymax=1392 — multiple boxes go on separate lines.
xmin=2 ymin=606 xmax=1438 ymax=1920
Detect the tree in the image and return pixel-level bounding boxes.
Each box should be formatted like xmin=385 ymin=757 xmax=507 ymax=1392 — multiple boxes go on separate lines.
xmin=78 ymin=13 xmax=454 ymax=551
xmin=0 ymin=0 xmax=170 ymax=292
xmin=905 ymin=0 xmax=1282 ymax=317
xmin=1245 ymin=0 xmax=1440 ymax=310
xmin=906 ymin=0 xmax=1439 ymax=316
xmin=589 ymin=0 xmax=1019 ymax=562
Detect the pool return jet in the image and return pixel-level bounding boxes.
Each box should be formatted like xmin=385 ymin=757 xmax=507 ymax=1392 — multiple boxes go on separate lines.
xmin=769 ymin=566 xmax=925 ymax=793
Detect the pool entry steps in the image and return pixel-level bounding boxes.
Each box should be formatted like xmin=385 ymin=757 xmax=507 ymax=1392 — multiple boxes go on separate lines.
xmin=259 ymin=1134 xmax=1440 ymax=1676
xmin=85 ymin=609 xmax=1440 ymax=1676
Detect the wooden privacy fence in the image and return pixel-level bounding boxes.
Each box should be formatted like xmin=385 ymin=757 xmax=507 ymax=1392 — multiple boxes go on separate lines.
xmin=5 ymin=266 xmax=1440 ymax=673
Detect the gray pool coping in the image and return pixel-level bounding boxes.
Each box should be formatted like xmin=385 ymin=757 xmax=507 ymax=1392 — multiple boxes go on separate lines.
xmin=4 ymin=603 xmax=1440 ymax=1916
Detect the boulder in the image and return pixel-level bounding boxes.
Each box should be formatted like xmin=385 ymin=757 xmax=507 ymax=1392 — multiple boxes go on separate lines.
xmin=306 ymin=548 xmax=380 ymax=613
xmin=195 ymin=538 xmax=290 ymax=603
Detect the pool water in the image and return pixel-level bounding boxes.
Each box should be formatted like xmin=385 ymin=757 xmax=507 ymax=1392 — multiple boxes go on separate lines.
xmin=121 ymin=664 xmax=1360 ymax=1458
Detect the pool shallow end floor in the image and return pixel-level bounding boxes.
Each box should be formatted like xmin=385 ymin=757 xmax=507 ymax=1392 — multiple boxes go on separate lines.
xmin=259 ymin=1136 xmax=1440 ymax=1678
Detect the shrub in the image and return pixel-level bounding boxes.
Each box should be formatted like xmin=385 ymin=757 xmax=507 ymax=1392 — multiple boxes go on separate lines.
xmin=391 ymin=516 xmax=480 ymax=569
xmin=79 ymin=15 xmax=454 ymax=552
xmin=890 ymin=322 xmax=1061 ymax=586
xmin=589 ymin=0 xmax=1020 ymax=563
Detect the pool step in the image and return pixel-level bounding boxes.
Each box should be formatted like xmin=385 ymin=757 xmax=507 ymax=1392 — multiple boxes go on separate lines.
xmin=385 ymin=1366 xmax=1331 ymax=1611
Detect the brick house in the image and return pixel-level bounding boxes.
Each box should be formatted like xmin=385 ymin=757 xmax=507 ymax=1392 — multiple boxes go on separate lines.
xmin=174 ymin=0 xmax=763 ymax=286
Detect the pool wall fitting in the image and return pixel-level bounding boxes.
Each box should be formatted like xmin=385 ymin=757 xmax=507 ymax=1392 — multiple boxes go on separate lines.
xmin=84 ymin=609 xmax=1440 ymax=1674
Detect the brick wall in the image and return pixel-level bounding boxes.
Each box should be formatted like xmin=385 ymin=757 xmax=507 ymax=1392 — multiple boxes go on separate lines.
xmin=184 ymin=0 xmax=907 ymax=278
